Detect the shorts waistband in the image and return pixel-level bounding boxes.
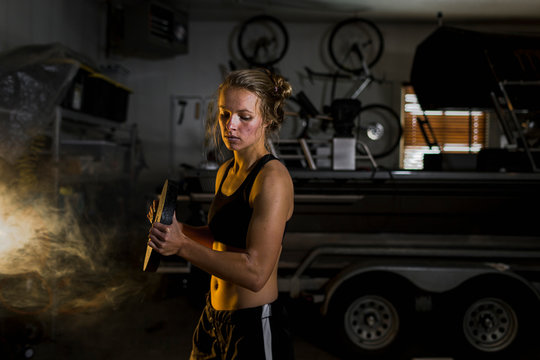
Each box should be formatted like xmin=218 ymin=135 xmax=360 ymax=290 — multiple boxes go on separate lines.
xmin=205 ymin=294 xmax=275 ymax=323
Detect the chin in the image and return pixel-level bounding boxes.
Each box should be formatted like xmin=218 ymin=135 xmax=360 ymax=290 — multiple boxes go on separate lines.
xmin=224 ymin=141 xmax=242 ymax=151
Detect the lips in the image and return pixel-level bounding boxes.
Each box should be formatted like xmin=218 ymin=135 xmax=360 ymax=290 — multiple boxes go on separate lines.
xmin=225 ymin=135 xmax=240 ymax=142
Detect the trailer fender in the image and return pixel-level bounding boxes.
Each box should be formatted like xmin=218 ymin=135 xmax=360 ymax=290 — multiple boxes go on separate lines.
xmin=321 ymin=262 xmax=539 ymax=316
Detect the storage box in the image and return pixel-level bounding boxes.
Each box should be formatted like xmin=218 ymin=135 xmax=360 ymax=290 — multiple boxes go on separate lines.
xmin=62 ymin=65 xmax=132 ymax=123
xmin=333 ymin=137 xmax=356 ymax=170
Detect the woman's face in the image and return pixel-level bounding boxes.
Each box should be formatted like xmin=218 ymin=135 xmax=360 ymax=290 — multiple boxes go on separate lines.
xmin=218 ymin=87 xmax=266 ymax=153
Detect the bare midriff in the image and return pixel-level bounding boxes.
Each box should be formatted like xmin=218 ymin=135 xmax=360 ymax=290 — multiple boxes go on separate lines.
xmin=210 ymin=241 xmax=280 ymax=310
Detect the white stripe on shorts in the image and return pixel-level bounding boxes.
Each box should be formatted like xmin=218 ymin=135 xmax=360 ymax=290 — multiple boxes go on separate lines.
xmin=261 ymin=303 xmax=272 ymax=360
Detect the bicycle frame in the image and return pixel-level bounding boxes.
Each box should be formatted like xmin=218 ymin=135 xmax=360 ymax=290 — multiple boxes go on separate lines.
xmin=280 ymin=18 xmax=401 ymax=163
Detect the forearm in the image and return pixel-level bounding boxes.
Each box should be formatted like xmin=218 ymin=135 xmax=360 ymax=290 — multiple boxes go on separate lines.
xmin=181 ymin=224 xmax=214 ymax=249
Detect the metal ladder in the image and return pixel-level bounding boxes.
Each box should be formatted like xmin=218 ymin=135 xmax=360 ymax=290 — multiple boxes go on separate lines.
xmin=491 ymin=80 xmax=540 ymax=172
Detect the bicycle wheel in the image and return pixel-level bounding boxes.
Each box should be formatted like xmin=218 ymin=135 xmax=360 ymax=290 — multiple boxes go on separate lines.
xmin=328 ymin=18 xmax=384 ymax=75
xmin=355 ymin=104 xmax=401 ymax=159
xmin=237 ymin=15 xmax=289 ymax=68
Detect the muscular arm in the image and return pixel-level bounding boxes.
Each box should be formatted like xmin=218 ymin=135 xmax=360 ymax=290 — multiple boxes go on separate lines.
xmin=181 ymin=224 xmax=214 ymax=249
xmin=149 ymin=162 xmax=293 ymax=292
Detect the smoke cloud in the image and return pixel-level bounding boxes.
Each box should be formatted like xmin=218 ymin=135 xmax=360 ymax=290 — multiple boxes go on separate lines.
xmin=0 ymin=180 xmax=159 ymax=317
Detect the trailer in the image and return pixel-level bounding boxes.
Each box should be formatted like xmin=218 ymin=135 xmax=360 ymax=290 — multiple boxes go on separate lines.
xmin=155 ymin=24 xmax=540 ymax=359
xmin=166 ymin=167 xmax=540 ymax=359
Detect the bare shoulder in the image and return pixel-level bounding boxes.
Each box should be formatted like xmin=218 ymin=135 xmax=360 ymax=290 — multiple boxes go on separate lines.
xmin=258 ymin=158 xmax=293 ymax=188
xmin=251 ymin=159 xmax=294 ymax=217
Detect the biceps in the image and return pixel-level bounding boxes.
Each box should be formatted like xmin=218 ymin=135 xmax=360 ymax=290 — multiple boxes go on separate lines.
xmin=245 ymin=213 xmax=285 ymax=269
xmin=245 ymin=179 xmax=291 ymax=272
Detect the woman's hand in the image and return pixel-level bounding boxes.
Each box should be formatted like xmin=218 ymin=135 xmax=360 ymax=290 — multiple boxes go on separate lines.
xmin=148 ymin=212 xmax=186 ymax=256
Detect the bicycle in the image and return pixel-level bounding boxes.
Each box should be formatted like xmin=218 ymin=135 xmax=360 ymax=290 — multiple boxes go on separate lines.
xmin=234 ymin=16 xmax=402 ymax=169
xmin=291 ymin=17 xmax=401 ymax=162
xmin=235 ymin=14 xmax=289 ymax=71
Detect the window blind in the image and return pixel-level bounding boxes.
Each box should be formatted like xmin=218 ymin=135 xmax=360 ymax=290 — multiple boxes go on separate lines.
xmin=401 ymin=85 xmax=487 ymax=169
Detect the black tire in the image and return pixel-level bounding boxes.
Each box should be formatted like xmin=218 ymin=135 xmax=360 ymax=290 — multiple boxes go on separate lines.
xmin=463 ymin=297 xmax=518 ymax=353
xmin=237 ymin=15 xmax=289 ymax=68
xmin=326 ymin=276 xmax=414 ymax=359
xmin=451 ymin=277 xmax=540 ymax=360
xmin=355 ymin=103 xmax=402 ymax=159
xmin=328 ymin=18 xmax=384 ymax=75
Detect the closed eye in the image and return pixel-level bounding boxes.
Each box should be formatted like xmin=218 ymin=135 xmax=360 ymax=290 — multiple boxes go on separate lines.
xmin=219 ymin=110 xmax=231 ymax=122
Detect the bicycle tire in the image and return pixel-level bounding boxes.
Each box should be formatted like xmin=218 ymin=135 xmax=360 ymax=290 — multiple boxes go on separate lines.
xmin=355 ymin=104 xmax=401 ymax=159
xmin=328 ymin=18 xmax=384 ymax=75
xmin=237 ymin=15 xmax=289 ymax=67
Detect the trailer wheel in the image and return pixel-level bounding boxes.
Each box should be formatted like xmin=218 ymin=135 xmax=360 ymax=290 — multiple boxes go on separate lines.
xmin=453 ymin=276 xmax=539 ymax=359
xmin=462 ymin=297 xmax=518 ymax=353
xmin=326 ymin=277 xmax=412 ymax=358
xmin=343 ymin=294 xmax=399 ymax=350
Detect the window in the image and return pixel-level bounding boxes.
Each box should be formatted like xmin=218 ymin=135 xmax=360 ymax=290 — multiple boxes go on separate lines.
xmin=401 ymin=85 xmax=488 ymax=170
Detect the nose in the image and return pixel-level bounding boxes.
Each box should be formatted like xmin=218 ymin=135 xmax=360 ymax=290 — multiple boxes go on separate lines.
xmin=226 ymin=114 xmax=239 ymax=131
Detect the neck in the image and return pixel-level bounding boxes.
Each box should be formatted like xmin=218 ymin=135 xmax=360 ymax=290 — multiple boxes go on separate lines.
xmin=232 ymin=147 xmax=269 ymax=173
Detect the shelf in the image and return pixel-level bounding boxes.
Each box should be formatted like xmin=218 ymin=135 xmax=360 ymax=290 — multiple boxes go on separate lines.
xmin=59 ymin=174 xmax=132 ymax=185
xmin=51 ymin=106 xmax=138 ymax=205
xmin=60 ymin=108 xmax=134 ymax=131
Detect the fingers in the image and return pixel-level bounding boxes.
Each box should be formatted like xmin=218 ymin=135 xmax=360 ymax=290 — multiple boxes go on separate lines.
xmin=148 ymin=233 xmax=163 ymax=250
xmin=148 ymin=225 xmax=170 ymax=251
xmin=147 ymin=235 xmax=158 ymax=250
xmin=152 ymin=221 xmax=169 ymax=233
xmin=171 ymin=212 xmax=180 ymax=227
xmin=147 ymin=214 xmax=180 ymax=256
xmin=148 ymin=230 xmax=176 ymax=256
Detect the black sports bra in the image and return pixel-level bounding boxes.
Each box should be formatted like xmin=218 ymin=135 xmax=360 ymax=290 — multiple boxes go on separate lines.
xmin=207 ymin=154 xmax=278 ymax=249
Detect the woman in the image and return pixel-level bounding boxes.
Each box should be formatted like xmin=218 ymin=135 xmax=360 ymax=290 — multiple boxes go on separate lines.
xmin=148 ymin=68 xmax=295 ymax=359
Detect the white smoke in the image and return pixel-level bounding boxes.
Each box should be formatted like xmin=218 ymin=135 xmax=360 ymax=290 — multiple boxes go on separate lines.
xmin=0 ymin=182 xmax=160 ymax=316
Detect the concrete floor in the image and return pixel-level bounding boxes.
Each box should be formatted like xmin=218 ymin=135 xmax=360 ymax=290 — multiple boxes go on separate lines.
xmin=1 ymin=273 xmax=340 ymax=360
xmin=4 ymin=271 xmax=540 ymax=360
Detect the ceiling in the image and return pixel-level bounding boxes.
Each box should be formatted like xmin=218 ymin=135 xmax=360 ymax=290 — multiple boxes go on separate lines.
xmin=184 ymin=0 xmax=540 ymax=23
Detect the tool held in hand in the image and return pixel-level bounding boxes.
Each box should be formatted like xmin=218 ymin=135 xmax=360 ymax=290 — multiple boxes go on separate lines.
xmin=144 ymin=179 xmax=179 ymax=272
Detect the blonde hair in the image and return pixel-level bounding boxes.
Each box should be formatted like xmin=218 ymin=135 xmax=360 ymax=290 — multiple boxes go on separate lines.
xmin=205 ymin=68 xmax=292 ymax=160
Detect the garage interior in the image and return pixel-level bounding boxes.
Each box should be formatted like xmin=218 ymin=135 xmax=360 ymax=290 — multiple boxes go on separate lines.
xmin=1 ymin=0 xmax=540 ymax=359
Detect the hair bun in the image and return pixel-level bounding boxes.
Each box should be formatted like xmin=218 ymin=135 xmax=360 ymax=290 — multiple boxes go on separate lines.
xmin=271 ymin=73 xmax=292 ymax=100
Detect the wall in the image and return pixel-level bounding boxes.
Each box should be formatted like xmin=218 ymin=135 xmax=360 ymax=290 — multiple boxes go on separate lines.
xmin=114 ymin=20 xmax=437 ymax=187
xmin=0 ymin=0 xmax=104 ymax=61
xmin=2 ymin=1 xmax=538 ymax=191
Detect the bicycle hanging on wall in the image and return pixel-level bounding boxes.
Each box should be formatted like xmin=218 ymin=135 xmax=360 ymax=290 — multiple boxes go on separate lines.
xmin=234 ymin=16 xmax=401 ymax=169
xmin=236 ymin=14 xmax=289 ymax=70
xmin=306 ymin=18 xmax=402 ymax=159
xmin=286 ymin=18 xmax=402 ymax=170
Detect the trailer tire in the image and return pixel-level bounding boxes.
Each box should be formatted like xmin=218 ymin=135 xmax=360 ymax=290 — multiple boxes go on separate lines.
xmin=326 ymin=275 xmax=413 ymax=359
xmin=462 ymin=297 xmax=517 ymax=353
xmin=452 ymin=276 xmax=539 ymax=359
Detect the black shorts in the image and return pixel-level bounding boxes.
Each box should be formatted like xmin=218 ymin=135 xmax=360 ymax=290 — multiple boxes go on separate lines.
xmin=190 ymin=295 xmax=295 ymax=360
